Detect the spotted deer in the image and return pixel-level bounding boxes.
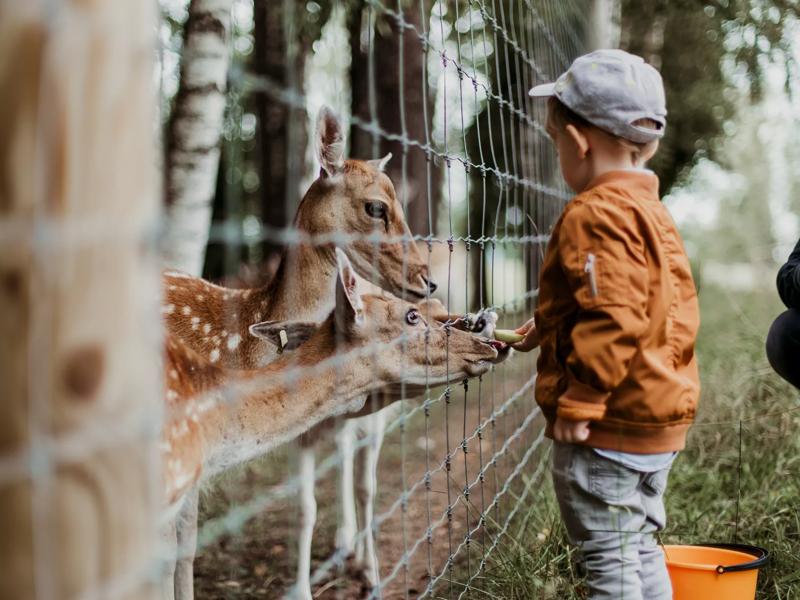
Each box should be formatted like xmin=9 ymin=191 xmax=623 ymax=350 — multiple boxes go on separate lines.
xmin=161 ymin=105 xmax=501 ymax=598
xmin=162 ymin=106 xmax=445 ymax=596
xmin=160 ymin=251 xmax=503 ymax=600
xmin=162 ymin=106 xmax=435 ymax=369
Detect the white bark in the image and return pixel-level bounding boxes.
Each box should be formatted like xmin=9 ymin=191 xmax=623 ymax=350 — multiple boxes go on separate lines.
xmin=589 ymin=0 xmax=622 ymax=50
xmin=161 ymin=0 xmax=233 ymax=276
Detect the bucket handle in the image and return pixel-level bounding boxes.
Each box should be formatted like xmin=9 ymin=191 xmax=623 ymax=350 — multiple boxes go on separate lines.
xmin=704 ymin=543 xmax=770 ymax=574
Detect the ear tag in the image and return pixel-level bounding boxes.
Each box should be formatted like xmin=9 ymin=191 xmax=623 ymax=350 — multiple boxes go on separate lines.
xmin=279 ymin=329 xmax=289 ymax=351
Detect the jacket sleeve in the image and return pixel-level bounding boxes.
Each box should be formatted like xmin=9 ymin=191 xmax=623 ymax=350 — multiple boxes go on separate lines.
xmin=777 ymin=238 xmax=800 ymax=311
xmin=555 ymin=200 xmax=650 ymax=422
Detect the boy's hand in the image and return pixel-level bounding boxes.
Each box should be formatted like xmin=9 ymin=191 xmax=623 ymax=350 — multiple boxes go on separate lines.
xmin=511 ymin=317 xmax=539 ymax=352
xmin=553 ymin=417 xmax=591 ymax=443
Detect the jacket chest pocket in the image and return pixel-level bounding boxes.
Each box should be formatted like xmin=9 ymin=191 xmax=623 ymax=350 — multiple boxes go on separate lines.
xmin=584 ymin=253 xmax=599 ymax=298
xmin=571 ymin=251 xmax=606 ymax=309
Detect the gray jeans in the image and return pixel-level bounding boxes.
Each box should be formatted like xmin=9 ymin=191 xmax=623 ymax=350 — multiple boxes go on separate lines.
xmin=551 ymin=441 xmax=673 ymax=600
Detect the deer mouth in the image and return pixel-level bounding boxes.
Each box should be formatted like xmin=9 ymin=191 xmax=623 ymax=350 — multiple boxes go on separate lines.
xmin=404 ymin=287 xmax=429 ymax=300
xmin=463 ymin=341 xmax=500 ymax=376
xmin=393 ymin=274 xmax=436 ymax=301
xmin=483 ymin=339 xmax=507 ymax=351
xmin=464 ymin=358 xmax=493 ymax=377
xmin=345 ymin=249 xmax=432 ymax=301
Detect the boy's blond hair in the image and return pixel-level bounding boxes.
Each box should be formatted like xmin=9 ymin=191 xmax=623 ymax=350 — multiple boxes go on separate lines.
xmin=546 ymin=97 xmax=660 ymax=162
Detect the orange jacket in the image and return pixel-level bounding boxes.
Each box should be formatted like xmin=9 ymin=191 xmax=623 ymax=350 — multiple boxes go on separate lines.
xmin=534 ymin=170 xmax=700 ymax=453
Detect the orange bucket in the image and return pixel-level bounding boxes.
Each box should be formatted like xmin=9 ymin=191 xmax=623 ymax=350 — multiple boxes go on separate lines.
xmin=664 ymin=543 xmax=768 ymax=600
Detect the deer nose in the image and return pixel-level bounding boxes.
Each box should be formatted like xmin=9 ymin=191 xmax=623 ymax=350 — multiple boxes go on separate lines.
xmin=422 ymin=276 xmax=437 ymax=294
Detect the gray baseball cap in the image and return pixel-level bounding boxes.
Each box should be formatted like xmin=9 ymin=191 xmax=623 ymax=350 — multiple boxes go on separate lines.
xmin=529 ymin=49 xmax=666 ymax=144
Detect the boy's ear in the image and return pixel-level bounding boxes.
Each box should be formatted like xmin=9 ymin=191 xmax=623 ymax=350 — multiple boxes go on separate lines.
xmin=249 ymin=320 xmax=319 ymax=351
xmin=565 ymin=124 xmax=590 ymax=159
xmin=640 ymin=140 xmax=659 ymax=164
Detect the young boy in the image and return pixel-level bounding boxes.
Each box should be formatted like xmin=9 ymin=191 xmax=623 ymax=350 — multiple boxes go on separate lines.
xmin=511 ymin=49 xmax=700 ymax=599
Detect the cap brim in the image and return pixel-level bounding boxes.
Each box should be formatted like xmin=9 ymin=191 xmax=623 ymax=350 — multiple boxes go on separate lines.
xmin=528 ymin=83 xmax=556 ymax=97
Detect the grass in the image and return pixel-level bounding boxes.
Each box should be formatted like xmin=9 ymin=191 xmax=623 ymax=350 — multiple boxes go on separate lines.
xmin=467 ymin=285 xmax=800 ymax=599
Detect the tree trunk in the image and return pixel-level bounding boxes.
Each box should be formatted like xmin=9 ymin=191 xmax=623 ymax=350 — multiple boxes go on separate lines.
xmin=0 ymin=1 xmax=161 ymax=598
xmin=253 ymin=0 xmax=310 ymax=275
xmin=348 ymin=1 xmax=437 ymax=238
xmin=162 ymin=0 xmax=233 ymax=276
xmin=589 ymin=0 xmax=621 ymax=49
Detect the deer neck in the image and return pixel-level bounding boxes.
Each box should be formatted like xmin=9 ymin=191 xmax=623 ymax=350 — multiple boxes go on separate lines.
xmin=263 ymin=243 xmax=337 ymax=322
xmin=200 ymin=327 xmax=378 ymax=478
xmin=163 ymin=243 xmax=338 ymax=370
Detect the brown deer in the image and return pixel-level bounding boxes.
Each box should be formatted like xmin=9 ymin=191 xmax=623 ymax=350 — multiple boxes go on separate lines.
xmin=161 ymin=106 xmax=435 ymax=370
xmin=160 ymin=106 xmax=492 ymax=598
xmin=160 ymin=251 xmax=502 ymax=600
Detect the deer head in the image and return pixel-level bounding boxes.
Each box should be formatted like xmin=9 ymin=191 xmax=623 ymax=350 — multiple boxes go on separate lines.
xmin=251 ymin=250 xmax=498 ymax=389
xmin=294 ymin=106 xmax=435 ymax=301
xmin=160 ymin=252 xmax=502 ymax=549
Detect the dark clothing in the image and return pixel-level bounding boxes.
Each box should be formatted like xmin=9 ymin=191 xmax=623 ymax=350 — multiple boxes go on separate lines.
xmin=767 ymin=310 xmax=800 ymax=389
xmin=777 ymin=239 xmax=800 ymax=310
xmin=767 ymin=239 xmax=800 ymax=389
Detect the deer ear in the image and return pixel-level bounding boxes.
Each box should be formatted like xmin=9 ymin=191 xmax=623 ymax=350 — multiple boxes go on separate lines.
xmin=367 ymin=152 xmax=392 ymax=172
xmin=334 ymin=248 xmax=364 ymax=330
xmin=315 ymin=105 xmax=345 ymax=178
xmin=249 ymin=320 xmax=318 ymax=351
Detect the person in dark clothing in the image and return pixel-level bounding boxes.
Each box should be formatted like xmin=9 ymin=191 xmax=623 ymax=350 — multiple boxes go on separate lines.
xmin=767 ymin=238 xmax=800 ymax=389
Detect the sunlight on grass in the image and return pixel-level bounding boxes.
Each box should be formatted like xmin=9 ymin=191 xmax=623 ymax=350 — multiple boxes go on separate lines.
xmin=470 ymin=285 xmax=799 ymax=599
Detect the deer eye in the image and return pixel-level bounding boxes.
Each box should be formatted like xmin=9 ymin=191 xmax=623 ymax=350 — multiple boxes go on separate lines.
xmin=405 ymin=309 xmax=420 ymax=326
xmin=364 ymin=201 xmax=387 ymax=220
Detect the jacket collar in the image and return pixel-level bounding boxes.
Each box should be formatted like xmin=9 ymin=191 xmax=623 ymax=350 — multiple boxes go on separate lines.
xmin=582 ymin=169 xmax=660 ymax=200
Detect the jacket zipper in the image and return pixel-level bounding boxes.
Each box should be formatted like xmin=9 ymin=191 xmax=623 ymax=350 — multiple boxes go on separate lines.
xmin=584 ymin=253 xmax=598 ymax=297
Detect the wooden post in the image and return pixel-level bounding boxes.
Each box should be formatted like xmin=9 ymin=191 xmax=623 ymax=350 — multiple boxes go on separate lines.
xmin=0 ymin=1 xmax=161 ymax=599
xmin=162 ymin=0 xmax=233 ymax=277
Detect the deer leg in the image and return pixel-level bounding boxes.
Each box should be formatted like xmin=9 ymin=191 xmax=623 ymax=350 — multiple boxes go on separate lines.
xmin=355 ymin=412 xmax=387 ymax=587
xmin=335 ymin=420 xmax=358 ymax=562
xmin=174 ymin=489 xmax=199 ymax=600
xmin=292 ymin=447 xmax=316 ymax=600
xmin=160 ymin=518 xmax=177 ymax=600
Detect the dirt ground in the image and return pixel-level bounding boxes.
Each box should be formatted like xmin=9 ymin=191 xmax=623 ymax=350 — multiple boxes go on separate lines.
xmin=193 ymin=356 xmax=547 ymax=599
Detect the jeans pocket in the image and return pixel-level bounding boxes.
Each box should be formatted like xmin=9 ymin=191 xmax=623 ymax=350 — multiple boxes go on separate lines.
xmin=589 ymin=456 xmax=640 ymax=502
xmin=642 ymin=468 xmax=670 ymax=498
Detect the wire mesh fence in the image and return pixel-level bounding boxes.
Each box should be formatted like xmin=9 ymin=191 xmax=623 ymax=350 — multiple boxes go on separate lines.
xmin=5 ymin=2 xmax=800 ymax=599
xmin=156 ymin=1 xmax=593 ymax=598
xmin=3 ymin=0 xmax=592 ymax=599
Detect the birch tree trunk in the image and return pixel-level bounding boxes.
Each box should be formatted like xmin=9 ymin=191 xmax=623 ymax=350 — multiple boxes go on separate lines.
xmin=0 ymin=1 xmax=161 ymax=598
xmin=162 ymin=0 xmax=233 ymax=276
xmin=589 ymin=0 xmax=621 ymax=49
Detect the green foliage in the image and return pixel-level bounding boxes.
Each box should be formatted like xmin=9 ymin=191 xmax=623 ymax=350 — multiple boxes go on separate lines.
xmin=470 ymin=285 xmax=800 ymax=599
xmin=620 ymin=0 xmax=799 ymax=193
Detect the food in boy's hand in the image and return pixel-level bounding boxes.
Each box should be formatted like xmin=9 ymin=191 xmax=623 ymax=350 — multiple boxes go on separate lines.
xmin=493 ymin=329 xmax=525 ymax=344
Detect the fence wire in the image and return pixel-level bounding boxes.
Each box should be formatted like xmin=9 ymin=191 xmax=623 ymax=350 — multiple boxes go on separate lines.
xmin=155 ymin=0 xmax=590 ymax=598
xmin=160 ymin=1 xmax=588 ymax=598
xmin=3 ymin=1 xmax=590 ymax=599
xmin=6 ymin=2 xmax=800 ymax=599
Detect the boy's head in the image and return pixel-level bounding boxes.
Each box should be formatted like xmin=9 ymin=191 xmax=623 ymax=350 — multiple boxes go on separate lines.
xmin=530 ymin=49 xmax=666 ymax=192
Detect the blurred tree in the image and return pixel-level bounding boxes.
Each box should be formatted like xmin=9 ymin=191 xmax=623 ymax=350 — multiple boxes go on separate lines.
xmin=348 ymin=0 xmax=438 ymax=237
xmin=620 ymin=0 xmax=800 ymax=194
xmin=162 ymin=0 xmax=233 ymax=276
xmin=253 ymin=0 xmax=331 ymax=274
xmin=204 ymin=1 xmax=332 ymax=283
xmin=463 ymin=0 xmax=588 ymax=309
